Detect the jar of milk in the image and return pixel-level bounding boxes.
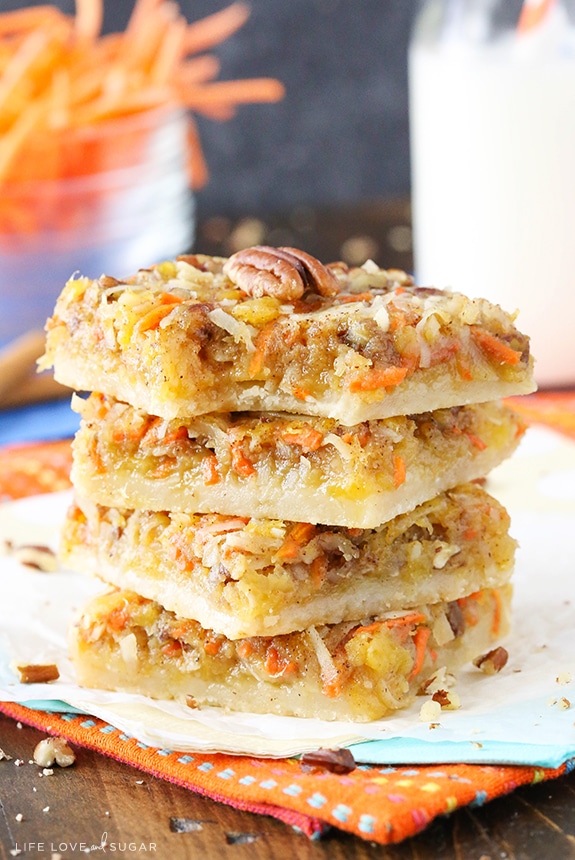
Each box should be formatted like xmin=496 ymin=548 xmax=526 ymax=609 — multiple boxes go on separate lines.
xmin=409 ymin=0 xmax=575 ymax=388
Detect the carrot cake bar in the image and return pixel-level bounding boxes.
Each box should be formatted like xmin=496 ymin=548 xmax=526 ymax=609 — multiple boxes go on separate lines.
xmin=41 ymin=247 xmax=536 ymax=424
xmin=70 ymin=393 xmax=525 ymax=528
xmin=69 ymin=583 xmax=512 ymax=721
xmin=61 ymin=483 xmax=516 ymax=639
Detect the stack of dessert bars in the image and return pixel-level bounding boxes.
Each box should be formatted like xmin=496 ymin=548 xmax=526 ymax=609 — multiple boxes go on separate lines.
xmin=41 ymin=246 xmax=535 ymax=722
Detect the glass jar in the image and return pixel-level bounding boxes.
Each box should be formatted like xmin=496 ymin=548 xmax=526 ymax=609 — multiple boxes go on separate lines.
xmin=0 ymin=105 xmax=195 ymax=348
xmin=409 ymin=0 xmax=575 ymax=387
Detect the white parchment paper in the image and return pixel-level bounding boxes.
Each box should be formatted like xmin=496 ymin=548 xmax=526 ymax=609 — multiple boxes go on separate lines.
xmin=1 ymin=426 xmax=574 ymax=764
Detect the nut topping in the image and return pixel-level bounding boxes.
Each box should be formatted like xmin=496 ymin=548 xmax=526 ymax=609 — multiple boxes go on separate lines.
xmin=223 ymin=246 xmax=340 ymax=301
xmin=473 ymin=646 xmax=508 ymax=675
xmin=13 ymin=662 xmax=60 ymax=684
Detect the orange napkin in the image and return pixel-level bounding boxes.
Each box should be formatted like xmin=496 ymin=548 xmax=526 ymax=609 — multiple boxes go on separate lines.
xmin=1 ymin=390 xmax=574 ymax=845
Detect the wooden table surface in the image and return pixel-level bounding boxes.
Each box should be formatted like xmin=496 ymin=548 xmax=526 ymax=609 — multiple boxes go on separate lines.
xmin=1 ymin=199 xmax=575 ymax=859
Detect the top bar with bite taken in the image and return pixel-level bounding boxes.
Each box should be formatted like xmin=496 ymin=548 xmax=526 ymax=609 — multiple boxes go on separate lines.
xmin=41 ymin=247 xmax=536 ymax=423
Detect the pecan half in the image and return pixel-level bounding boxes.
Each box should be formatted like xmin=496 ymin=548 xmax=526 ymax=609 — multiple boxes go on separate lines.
xmin=223 ymin=246 xmax=340 ymax=301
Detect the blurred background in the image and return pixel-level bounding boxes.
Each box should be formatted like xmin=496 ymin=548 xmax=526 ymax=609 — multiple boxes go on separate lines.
xmin=0 ymin=0 xmax=418 ymax=222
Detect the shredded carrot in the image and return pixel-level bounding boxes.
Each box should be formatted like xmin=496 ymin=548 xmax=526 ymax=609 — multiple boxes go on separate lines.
xmin=385 ymin=612 xmax=427 ymax=629
xmin=185 ymin=113 xmax=209 ymax=189
xmin=465 ymin=432 xmax=487 ymax=451
xmin=201 ymin=452 xmax=220 ymax=485
xmin=198 ymin=516 xmax=248 ymax=536
xmin=455 ymin=351 xmax=474 ymax=381
xmin=464 ymin=528 xmax=478 ymax=541
xmin=107 ymin=605 xmax=129 ymax=631
xmin=230 ymin=439 xmax=256 ymax=477
xmin=392 ymin=454 xmax=406 ymax=489
xmin=248 ymin=323 xmax=275 ymax=377
xmin=134 ymin=296 xmax=183 ymax=334
xmin=182 ymin=2 xmax=250 ymax=55
xmin=182 ymin=79 xmax=285 ymax=113
xmin=310 ymin=555 xmax=327 ymax=589
xmin=471 ymin=327 xmax=523 ymax=366
xmin=292 ymin=385 xmax=313 ymax=401
xmin=88 ymin=434 xmax=105 ymax=474
xmin=348 ymin=365 xmax=408 ymax=393
xmin=264 ymin=646 xmax=298 ymax=677
xmin=282 ymin=427 xmax=324 ymax=451
xmin=0 ymin=6 xmax=70 ymax=37
xmin=236 ymin=640 xmax=254 ymax=659
xmin=170 ymin=621 xmax=195 ymax=639
xmin=74 ymin=0 xmax=103 ymax=44
xmin=322 ymin=675 xmax=344 ymax=698
xmin=491 ymin=588 xmax=502 ymax=637
xmin=336 ymin=291 xmax=374 ymax=304
xmin=408 ymin=626 xmax=431 ymax=680
xmin=357 ymin=424 xmax=372 ymax=447
xmin=517 ymin=0 xmax=556 ymax=34
xmin=351 ymin=612 xmax=427 ymax=640
xmin=161 ymin=640 xmax=182 ymax=658
xmin=389 ymin=307 xmax=411 ymax=333
xmin=161 ymin=425 xmax=189 ymax=445
xmin=203 ymin=636 xmax=223 ymax=656
xmin=276 ymin=522 xmax=316 ymax=561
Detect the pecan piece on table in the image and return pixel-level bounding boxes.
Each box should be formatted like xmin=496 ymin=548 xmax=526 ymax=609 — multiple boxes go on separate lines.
xmin=223 ymin=246 xmax=340 ymax=301
xmin=300 ymin=747 xmax=356 ymax=774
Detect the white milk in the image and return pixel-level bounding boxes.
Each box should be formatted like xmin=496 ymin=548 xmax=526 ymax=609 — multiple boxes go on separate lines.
xmin=409 ymin=25 xmax=575 ymax=387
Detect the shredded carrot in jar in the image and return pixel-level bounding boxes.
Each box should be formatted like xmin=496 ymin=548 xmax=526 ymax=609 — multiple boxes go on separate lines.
xmin=0 ymin=0 xmax=284 ymax=207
